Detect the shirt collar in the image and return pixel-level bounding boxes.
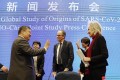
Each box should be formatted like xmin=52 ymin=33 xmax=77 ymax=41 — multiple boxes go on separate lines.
xmin=18 ymin=35 xmax=26 ymax=40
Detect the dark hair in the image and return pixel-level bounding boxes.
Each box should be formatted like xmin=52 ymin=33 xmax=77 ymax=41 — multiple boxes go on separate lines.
xmin=61 ymin=30 xmax=66 ymax=38
xmin=32 ymin=41 xmax=41 ymax=47
xmin=18 ymin=26 xmax=31 ymax=35
xmin=81 ymin=37 xmax=90 ymax=46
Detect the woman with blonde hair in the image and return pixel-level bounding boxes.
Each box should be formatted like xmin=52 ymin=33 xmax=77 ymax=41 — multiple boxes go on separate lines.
xmin=83 ymin=21 xmax=109 ymax=80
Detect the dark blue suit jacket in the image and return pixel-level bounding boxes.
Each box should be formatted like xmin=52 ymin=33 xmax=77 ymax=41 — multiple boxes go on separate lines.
xmin=53 ymin=40 xmax=74 ymax=72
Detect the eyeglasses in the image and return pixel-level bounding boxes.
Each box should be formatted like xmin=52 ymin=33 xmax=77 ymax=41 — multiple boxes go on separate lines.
xmin=57 ymin=35 xmax=63 ymax=36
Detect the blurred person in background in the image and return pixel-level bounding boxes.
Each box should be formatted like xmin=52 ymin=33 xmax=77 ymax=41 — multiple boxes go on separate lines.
xmin=33 ymin=41 xmax=45 ymax=80
xmin=76 ymin=37 xmax=90 ymax=80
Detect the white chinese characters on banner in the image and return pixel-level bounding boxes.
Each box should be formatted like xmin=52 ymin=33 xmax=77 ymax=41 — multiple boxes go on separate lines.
xmin=69 ymin=2 xmax=79 ymax=12
xmin=6 ymin=2 xmax=100 ymax=12
xmin=7 ymin=2 xmax=17 ymax=12
xmin=48 ymin=2 xmax=58 ymax=11
xmin=27 ymin=2 xmax=38 ymax=12
xmin=89 ymin=2 xmax=99 ymax=12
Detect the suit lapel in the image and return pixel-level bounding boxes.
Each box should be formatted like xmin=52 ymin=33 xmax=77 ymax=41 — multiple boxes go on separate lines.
xmin=55 ymin=40 xmax=67 ymax=55
xmin=55 ymin=43 xmax=59 ymax=55
xmin=61 ymin=40 xmax=67 ymax=53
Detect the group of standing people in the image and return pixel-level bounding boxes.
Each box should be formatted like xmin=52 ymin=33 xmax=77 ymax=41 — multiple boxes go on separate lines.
xmin=0 ymin=21 xmax=108 ymax=80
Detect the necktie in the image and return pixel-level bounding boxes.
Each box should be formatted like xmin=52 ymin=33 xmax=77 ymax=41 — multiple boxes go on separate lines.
xmin=58 ymin=43 xmax=62 ymax=64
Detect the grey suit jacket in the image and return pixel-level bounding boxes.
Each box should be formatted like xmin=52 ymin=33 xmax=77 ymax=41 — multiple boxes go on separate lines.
xmin=8 ymin=36 xmax=46 ymax=80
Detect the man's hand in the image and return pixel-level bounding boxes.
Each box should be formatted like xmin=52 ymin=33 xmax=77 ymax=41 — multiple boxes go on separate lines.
xmin=1 ymin=66 xmax=8 ymax=73
xmin=64 ymin=68 xmax=69 ymax=71
xmin=76 ymin=40 xmax=80 ymax=49
xmin=36 ymin=73 xmax=41 ymax=77
xmin=44 ymin=40 xmax=50 ymax=50
xmin=52 ymin=72 xmax=57 ymax=78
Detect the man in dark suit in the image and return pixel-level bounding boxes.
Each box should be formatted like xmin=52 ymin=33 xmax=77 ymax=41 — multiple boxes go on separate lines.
xmin=52 ymin=30 xmax=74 ymax=77
xmin=7 ymin=26 xmax=50 ymax=80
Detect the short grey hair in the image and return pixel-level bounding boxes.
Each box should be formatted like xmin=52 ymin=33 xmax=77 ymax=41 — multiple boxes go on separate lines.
xmin=59 ymin=30 xmax=66 ymax=38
